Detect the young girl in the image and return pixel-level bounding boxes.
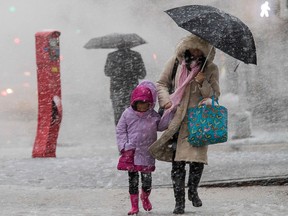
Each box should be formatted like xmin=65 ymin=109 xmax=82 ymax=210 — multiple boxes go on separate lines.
xmin=116 ymin=80 xmax=167 ymax=215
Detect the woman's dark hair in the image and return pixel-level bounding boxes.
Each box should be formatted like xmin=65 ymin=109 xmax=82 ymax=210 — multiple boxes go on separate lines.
xmin=184 ymin=50 xmax=192 ymax=65
xmin=184 ymin=50 xmax=192 ymax=71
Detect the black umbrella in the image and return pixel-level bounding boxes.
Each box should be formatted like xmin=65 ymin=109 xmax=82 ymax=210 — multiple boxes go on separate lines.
xmin=165 ymin=5 xmax=257 ymax=65
xmin=84 ymin=33 xmax=146 ymax=49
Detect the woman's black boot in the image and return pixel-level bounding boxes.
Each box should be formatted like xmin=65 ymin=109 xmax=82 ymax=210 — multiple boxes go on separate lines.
xmin=172 ymin=161 xmax=186 ymax=214
xmin=187 ymin=162 xmax=204 ymax=207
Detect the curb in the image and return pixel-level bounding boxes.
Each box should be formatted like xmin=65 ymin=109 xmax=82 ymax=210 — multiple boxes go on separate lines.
xmin=199 ymin=175 xmax=288 ymax=188
xmin=151 ymin=175 xmax=288 ymax=189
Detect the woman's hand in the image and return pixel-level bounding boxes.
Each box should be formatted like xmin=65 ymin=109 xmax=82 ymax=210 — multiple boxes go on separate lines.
xmin=198 ymin=98 xmax=212 ymax=106
xmin=195 ymin=72 xmax=206 ymax=85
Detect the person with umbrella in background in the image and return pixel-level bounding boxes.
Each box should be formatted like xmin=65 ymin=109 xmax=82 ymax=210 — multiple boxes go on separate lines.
xmin=104 ymin=43 xmax=146 ymax=125
xmin=84 ymin=33 xmax=147 ymax=125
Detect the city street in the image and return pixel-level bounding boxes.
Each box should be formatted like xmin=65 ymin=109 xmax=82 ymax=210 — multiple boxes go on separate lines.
xmin=0 ymin=120 xmax=288 ymax=215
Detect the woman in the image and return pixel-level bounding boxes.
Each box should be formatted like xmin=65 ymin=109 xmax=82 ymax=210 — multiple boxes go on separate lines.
xmin=149 ymin=34 xmax=220 ymax=214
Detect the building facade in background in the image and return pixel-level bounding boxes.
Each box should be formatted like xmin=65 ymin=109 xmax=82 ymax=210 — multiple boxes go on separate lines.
xmin=214 ymin=0 xmax=288 ymax=131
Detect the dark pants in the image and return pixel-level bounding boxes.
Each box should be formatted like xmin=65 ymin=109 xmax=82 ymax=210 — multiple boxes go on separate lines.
xmin=111 ymin=86 xmax=135 ymax=126
xmin=171 ymin=150 xmax=186 ymax=180
xmin=128 ymin=171 xmax=152 ymax=195
xmin=171 ymin=154 xmax=186 ymax=207
xmin=112 ymin=98 xmax=129 ymax=125
xmin=171 ymin=150 xmax=204 ymax=209
xmin=171 ymin=159 xmax=204 ymax=187
xmin=171 ymin=147 xmax=204 ymax=184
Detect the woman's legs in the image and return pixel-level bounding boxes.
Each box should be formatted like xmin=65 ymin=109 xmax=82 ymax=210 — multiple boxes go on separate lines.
xmin=128 ymin=171 xmax=139 ymax=215
xmin=188 ymin=162 xmax=204 ymax=207
xmin=171 ymin=157 xmax=186 ymax=214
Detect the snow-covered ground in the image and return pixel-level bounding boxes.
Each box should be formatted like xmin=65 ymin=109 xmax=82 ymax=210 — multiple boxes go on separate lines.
xmin=1 ymin=117 xmax=288 ymax=215
xmin=1 ymin=185 xmax=287 ymax=216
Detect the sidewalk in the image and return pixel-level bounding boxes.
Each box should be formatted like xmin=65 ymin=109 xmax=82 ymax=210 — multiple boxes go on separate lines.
xmin=1 ymin=118 xmax=288 ymax=215
xmin=0 ymin=134 xmax=288 ymax=216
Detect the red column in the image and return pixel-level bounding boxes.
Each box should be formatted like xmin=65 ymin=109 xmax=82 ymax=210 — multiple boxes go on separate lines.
xmin=32 ymin=30 xmax=62 ymax=158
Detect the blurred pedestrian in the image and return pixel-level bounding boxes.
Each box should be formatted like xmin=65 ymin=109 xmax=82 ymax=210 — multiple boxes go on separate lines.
xmin=116 ymin=80 xmax=168 ymax=215
xmin=105 ymin=46 xmax=146 ymax=125
xmin=149 ymin=35 xmax=220 ymax=214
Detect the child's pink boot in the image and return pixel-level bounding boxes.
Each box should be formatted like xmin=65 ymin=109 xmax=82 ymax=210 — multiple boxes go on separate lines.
xmin=140 ymin=189 xmax=152 ymax=211
xmin=128 ymin=194 xmax=139 ymax=215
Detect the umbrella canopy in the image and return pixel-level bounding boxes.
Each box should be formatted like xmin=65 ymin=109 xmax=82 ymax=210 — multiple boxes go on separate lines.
xmin=84 ymin=33 xmax=146 ymax=49
xmin=165 ymin=5 xmax=257 ymax=65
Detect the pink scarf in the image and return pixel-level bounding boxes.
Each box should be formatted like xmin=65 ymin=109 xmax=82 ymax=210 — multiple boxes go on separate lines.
xmin=162 ymin=61 xmax=201 ymax=118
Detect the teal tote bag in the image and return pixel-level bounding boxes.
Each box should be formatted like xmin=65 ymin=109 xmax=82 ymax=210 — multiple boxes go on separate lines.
xmin=187 ymin=97 xmax=228 ymax=147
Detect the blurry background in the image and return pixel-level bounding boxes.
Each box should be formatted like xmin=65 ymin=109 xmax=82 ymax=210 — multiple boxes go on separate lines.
xmin=0 ymin=0 xmax=287 ymax=155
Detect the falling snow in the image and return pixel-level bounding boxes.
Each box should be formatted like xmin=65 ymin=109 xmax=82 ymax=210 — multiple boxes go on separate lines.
xmin=1 ymin=0 xmax=288 ymax=215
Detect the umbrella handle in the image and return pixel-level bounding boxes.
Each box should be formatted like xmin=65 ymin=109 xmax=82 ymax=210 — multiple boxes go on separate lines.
xmin=201 ymin=46 xmax=214 ymax=72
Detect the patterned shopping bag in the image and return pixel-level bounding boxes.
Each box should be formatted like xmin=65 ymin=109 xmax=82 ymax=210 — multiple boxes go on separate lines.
xmin=187 ymin=99 xmax=228 ymax=147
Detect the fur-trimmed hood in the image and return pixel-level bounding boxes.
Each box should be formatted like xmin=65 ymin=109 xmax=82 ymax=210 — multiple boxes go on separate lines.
xmin=175 ymin=34 xmax=215 ymax=64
